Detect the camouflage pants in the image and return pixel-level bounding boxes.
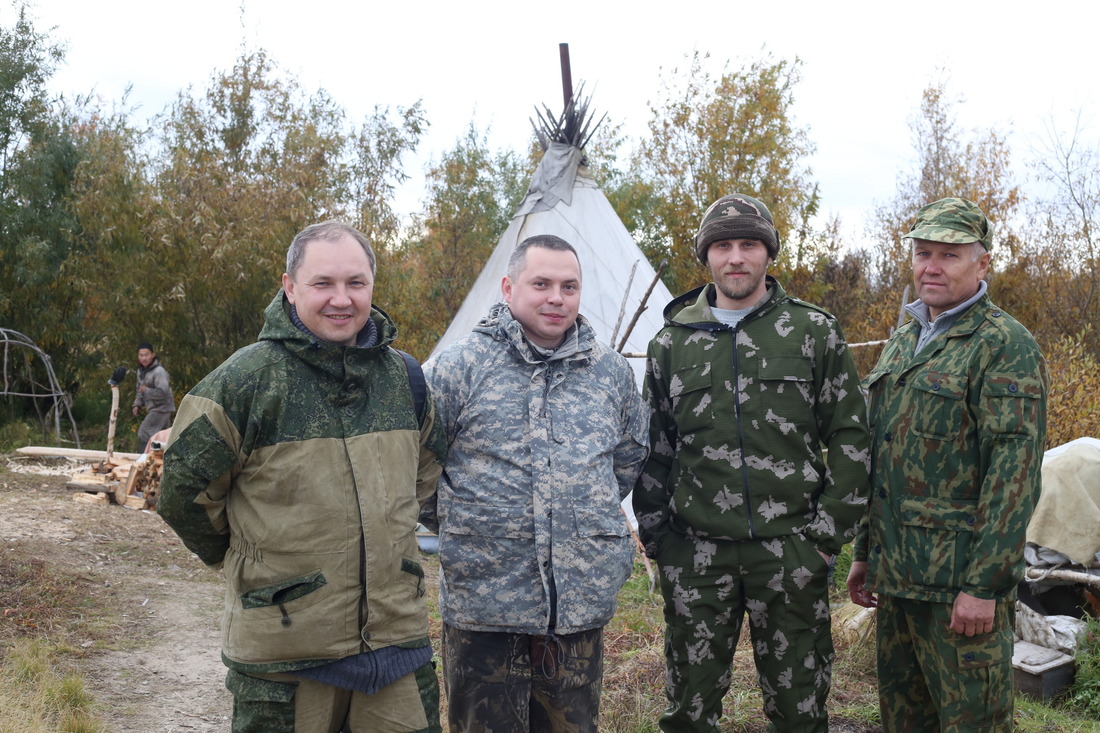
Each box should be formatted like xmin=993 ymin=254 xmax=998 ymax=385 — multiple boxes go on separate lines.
xmin=656 ymin=532 xmax=833 ymax=733
xmin=225 ymin=661 xmax=441 ymax=733
xmin=876 ymin=595 xmax=1014 ymax=732
xmin=442 ymin=624 xmax=603 ymax=733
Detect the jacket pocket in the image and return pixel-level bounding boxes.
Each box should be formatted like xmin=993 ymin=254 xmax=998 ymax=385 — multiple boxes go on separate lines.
xmin=908 ymin=371 xmax=966 ymax=440
xmin=239 ymin=570 xmax=328 ymax=610
xmin=758 ymin=356 xmax=814 ymax=417
xmin=983 ymin=373 xmax=1044 ymax=437
xmin=668 ymin=365 xmax=714 ymax=435
xmin=899 ymin=497 xmax=977 ymax=589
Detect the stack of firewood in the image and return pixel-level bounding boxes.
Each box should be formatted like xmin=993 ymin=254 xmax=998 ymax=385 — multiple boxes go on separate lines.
xmin=67 ymin=448 xmax=164 ymax=510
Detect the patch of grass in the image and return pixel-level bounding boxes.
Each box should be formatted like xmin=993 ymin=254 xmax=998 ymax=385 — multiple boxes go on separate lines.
xmin=1066 ymin=612 xmax=1100 ymax=720
xmin=0 ymin=638 xmax=107 ymax=733
xmin=0 ymin=551 xmax=102 ymax=646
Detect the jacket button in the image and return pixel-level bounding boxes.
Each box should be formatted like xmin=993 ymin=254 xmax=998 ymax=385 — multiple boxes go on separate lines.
xmin=543 ymin=561 xmax=549 ymax=568
xmin=966 ymin=516 xmax=976 ymax=526
xmin=879 ymin=489 xmax=886 ymax=499
xmin=964 ymin=652 xmax=976 ymax=662
xmin=874 ymin=545 xmax=882 ymax=554
xmin=1008 ymin=383 xmax=1018 ymax=393
xmin=898 ymin=378 xmax=907 ymax=386
xmin=884 ymin=432 xmax=892 ymax=442
xmin=932 ymin=381 xmax=941 ymax=391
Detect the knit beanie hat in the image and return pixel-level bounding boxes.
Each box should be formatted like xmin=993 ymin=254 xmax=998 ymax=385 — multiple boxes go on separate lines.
xmin=694 ymin=194 xmax=780 ymax=263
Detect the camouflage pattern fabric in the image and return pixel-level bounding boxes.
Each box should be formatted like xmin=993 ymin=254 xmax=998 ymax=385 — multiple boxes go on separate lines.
xmin=442 ymin=624 xmax=602 ymax=733
xmin=876 ymin=596 xmax=1014 ymax=732
xmin=657 ymin=532 xmax=833 ymax=733
xmin=227 ymin=661 xmax=441 ymax=732
xmin=855 ymin=294 xmax=1048 ymax=603
xmin=905 ymin=197 xmax=993 ymax=251
xmin=634 ymin=278 xmax=871 ymax=558
xmin=634 ymin=278 xmax=869 ymax=732
xmin=423 ymin=303 xmax=648 ymax=636
xmin=855 ymin=293 xmax=1046 ymax=731
xmin=160 ymin=291 xmax=445 ymax=673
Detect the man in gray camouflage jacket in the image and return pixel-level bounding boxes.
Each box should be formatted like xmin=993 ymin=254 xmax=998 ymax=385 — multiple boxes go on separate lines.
xmin=423 ymin=234 xmax=648 ymax=733
xmin=634 ymin=194 xmax=871 ymax=732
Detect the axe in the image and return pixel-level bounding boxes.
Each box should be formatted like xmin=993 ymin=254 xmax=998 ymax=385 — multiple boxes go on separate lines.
xmin=105 ymin=366 xmax=128 ymax=467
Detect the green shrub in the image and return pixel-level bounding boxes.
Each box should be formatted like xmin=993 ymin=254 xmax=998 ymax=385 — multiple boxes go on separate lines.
xmin=1068 ymin=613 xmax=1100 ymax=719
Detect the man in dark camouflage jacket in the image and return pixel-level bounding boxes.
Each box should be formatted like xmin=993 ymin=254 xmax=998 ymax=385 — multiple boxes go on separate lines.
xmin=423 ymin=234 xmax=648 ymax=732
xmin=634 ymin=194 xmax=871 ymax=732
xmin=847 ymin=198 xmax=1048 ymax=731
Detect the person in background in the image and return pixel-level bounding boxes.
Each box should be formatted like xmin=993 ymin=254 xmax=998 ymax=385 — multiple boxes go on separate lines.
xmin=847 ymin=197 xmax=1048 ymax=732
xmin=132 ymin=342 xmax=174 ymax=451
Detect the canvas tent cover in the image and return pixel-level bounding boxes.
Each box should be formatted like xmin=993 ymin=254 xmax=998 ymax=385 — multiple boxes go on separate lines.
xmin=1026 ymin=437 xmax=1100 ymax=568
xmin=430 ymin=141 xmax=674 ymax=385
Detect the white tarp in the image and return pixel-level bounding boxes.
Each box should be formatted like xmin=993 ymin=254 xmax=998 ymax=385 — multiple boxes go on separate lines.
xmin=1026 ymin=437 xmax=1100 ymax=567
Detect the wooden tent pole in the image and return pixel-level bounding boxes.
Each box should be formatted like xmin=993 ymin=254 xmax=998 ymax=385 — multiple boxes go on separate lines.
xmin=559 ymin=43 xmax=573 ymax=110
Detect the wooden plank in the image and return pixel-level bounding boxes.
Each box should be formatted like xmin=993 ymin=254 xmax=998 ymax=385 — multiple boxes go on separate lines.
xmin=72 ymin=492 xmax=110 ymax=506
xmin=17 ymin=446 xmax=142 ymax=462
xmin=123 ymin=495 xmax=147 ymax=510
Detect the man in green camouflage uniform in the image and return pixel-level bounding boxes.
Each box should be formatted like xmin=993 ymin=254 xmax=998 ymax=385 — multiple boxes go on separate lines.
xmin=634 ymin=194 xmax=872 ymax=732
xmin=847 ymin=198 xmax=1048 ymax=732
xmin=423 ymin=235 xmax=648 ymax=732
xmin=159 ymin=222 xmax=446 ymax=733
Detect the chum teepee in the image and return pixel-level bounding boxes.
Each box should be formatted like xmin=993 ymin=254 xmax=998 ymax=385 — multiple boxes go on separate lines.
xmin=430 ymin=86 xmax=673 ymax=385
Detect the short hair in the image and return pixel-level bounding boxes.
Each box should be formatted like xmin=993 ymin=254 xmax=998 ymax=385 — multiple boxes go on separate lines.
xmin=286 ymin=221 xmax=376 ymax=278
xmin=506 ymin=234 xmax=581 ymax=280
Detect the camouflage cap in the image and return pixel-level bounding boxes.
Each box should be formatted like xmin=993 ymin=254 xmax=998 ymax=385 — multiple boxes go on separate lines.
xmin=904 ymin=197 xmax=993 ymax=251
xmin=694 ymin=193 xmax=780 ymax=263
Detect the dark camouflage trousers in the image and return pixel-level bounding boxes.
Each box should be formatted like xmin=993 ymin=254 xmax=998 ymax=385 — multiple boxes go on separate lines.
xmin=656 ymin=532 xmax=833 ymax=733
xmin=876 ymin=595 xmax=1014 ymax=732
xmin=226 ymin=661 xmax=441 ymax=733
xmin=442 ymin=624 xmax=603 ymax=733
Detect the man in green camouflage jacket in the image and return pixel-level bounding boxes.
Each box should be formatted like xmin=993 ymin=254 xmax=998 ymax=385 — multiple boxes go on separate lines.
xmin=159 ymin=222 xmax=446 ymax=733
xmin=423 ymin=234 xmax=648 ymax=732
xmin=847 ymin=198 xmax=1048 ymax=732
xmin=634 ymin=194 xmax=871 ymax=732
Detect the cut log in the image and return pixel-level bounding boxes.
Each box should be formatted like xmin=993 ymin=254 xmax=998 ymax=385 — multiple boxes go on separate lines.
xmin=73 ymin=492 xmax=110 ymax=506
xmin=17 ymin=446 xmax=142 ymax=462
xmin=123 ymin=495 xmax=146 ymax=510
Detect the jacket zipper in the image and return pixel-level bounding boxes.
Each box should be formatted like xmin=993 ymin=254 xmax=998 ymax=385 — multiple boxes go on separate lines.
xmin=728 ymin=322 xmax=757 ymax=538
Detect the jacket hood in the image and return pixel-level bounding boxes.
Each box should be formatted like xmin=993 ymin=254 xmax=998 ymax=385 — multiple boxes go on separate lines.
xmin=257 ymin=290 xmax=398 ymax=377
xmin=473 ymin=301 xmax=596 ymax=364
xmin=663 ymin=276 xmax=787 ymax=330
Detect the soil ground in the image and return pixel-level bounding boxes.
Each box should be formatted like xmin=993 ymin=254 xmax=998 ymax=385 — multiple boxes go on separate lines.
xmin=1 ymin=455 xmax=231 ymax=732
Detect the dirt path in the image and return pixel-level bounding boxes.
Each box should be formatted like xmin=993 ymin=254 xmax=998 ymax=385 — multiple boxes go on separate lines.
xmin=1 ymin=457 xmax=231 ymax=731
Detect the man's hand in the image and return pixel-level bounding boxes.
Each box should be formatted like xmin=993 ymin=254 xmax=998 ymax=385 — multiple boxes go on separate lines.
xmin=846 ymin=560 xmax=878 ymax=608
xmin=950 ymin=591 xmax=995 ymax=636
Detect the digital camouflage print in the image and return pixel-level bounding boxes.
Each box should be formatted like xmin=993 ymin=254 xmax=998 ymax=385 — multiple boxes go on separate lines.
xmin=160 ymin=291 xmax=446 ymax=673
xmin=635 ymin=278 xmax=870 ymax=732
xmin=423 ymin=303 xmax=648 ymax=636
xmin=855 ymin=294 xmax=1048 ymax=604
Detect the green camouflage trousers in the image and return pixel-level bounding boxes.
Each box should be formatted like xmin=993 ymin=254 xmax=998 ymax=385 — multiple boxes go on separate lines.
xmin=442 ymin=624 xmax=603 ymax=733
xmin=656 ymin=532 xmax=834 ymax=733
xmin=225 ymin=661 xmax=441 ymax=733
xmin=876 ymin=595 xmax=1014 ymax=732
